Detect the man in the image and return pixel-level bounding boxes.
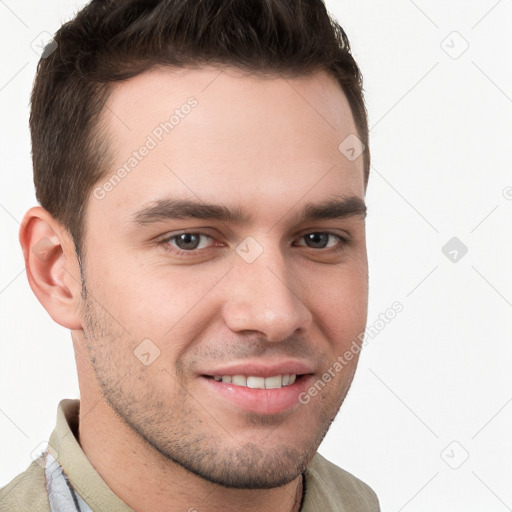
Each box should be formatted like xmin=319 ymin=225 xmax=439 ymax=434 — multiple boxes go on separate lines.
xmin=0 ymin=0 xmax=379 ymax=510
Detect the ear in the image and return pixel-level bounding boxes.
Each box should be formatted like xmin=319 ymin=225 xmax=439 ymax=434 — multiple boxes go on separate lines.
xmin=19 ymin=206 xmax=83 ymax=330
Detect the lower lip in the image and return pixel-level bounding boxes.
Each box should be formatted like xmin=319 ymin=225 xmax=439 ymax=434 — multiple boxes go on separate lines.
xmin=200 ymin=375 xmax=314 ymax=415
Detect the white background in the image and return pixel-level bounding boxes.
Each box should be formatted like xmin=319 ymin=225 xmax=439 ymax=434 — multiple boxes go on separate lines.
xmin=1 ymin=1 xmax=511 ymax=510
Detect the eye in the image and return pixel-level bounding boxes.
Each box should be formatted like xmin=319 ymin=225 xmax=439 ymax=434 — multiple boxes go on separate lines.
xmin=158 ymin=232 xmax=216 ymax=256
xmin=296 ymin=232 xmax=346 ymax=251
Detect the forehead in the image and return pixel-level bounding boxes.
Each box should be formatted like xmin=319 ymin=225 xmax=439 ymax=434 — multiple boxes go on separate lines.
xmin=90 ymin=66 xmax=364 ymax=230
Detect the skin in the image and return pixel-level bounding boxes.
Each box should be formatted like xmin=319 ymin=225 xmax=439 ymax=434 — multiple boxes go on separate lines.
xmin=19 ymin=66 xmax=368 ymax=512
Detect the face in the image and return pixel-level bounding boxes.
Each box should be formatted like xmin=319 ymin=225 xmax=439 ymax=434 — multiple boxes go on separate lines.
xmin=77 ymin=66 xmax=368 ymax=489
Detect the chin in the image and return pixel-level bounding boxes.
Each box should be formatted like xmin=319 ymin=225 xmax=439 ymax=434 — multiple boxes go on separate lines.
xmin=159 ymin=439 xmax=312 ymax=489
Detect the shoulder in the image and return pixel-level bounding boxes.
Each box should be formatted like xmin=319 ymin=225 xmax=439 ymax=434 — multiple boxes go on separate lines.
xmin=303 ymin=453 xmax=380 ymax=512
xmin=0 ymin=455 xmax=50 ymax=512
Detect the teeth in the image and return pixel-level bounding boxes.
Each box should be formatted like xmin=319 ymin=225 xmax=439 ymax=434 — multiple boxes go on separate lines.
xmin=232 ymin=375 xmax=247 ymax=386
xmin=247 ymin=376 xmax=265 ymax=389
xmin=214 ymin=374 xmax=298 ymax=389
xmin=264 ymin=375 xmax=282 ymax=389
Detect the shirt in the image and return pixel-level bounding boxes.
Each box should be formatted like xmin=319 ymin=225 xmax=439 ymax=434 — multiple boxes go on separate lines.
xmin=0 ymin=399 xmax=380 ymax=511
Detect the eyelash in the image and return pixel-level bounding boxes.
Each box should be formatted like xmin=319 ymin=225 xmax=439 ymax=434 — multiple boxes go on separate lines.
xmin=157 ymin=231 xmax=349 ymax=258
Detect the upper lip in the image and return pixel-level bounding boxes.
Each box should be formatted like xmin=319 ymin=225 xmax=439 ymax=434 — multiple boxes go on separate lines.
xmin=200 ymin=360 xmax=315 ymax=378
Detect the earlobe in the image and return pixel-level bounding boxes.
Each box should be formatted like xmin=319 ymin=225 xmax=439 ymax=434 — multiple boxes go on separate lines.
xmin=19 ymin=206 xmax=83 ymax=331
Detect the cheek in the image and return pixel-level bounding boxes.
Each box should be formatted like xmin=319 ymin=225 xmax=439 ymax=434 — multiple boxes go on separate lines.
xmin=308 ymin=265 xmax=368 ymax=348
xmin=87 ymin=253 xmax=227 ymax=349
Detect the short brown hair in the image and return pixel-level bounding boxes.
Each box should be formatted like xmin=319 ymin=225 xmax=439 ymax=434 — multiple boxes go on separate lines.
xmin=30 ymin=0 xmax=369 ymax=265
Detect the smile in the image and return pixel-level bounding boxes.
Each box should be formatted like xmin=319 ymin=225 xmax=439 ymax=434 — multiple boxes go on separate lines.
xmin=210 ymin=374 xmax=297 ymax=389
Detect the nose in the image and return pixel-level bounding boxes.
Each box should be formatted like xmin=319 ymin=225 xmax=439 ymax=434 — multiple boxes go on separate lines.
xmin=221 ymin=244 xmax=313 ymax=342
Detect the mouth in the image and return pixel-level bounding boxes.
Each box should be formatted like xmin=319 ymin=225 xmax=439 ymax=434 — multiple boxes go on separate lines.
xmin=199 ymin=366 xmax=314 ymax=415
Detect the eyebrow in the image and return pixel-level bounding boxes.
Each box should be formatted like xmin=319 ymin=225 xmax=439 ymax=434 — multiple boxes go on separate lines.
xmin=130 ymin=195 xmax=366 ymax=226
